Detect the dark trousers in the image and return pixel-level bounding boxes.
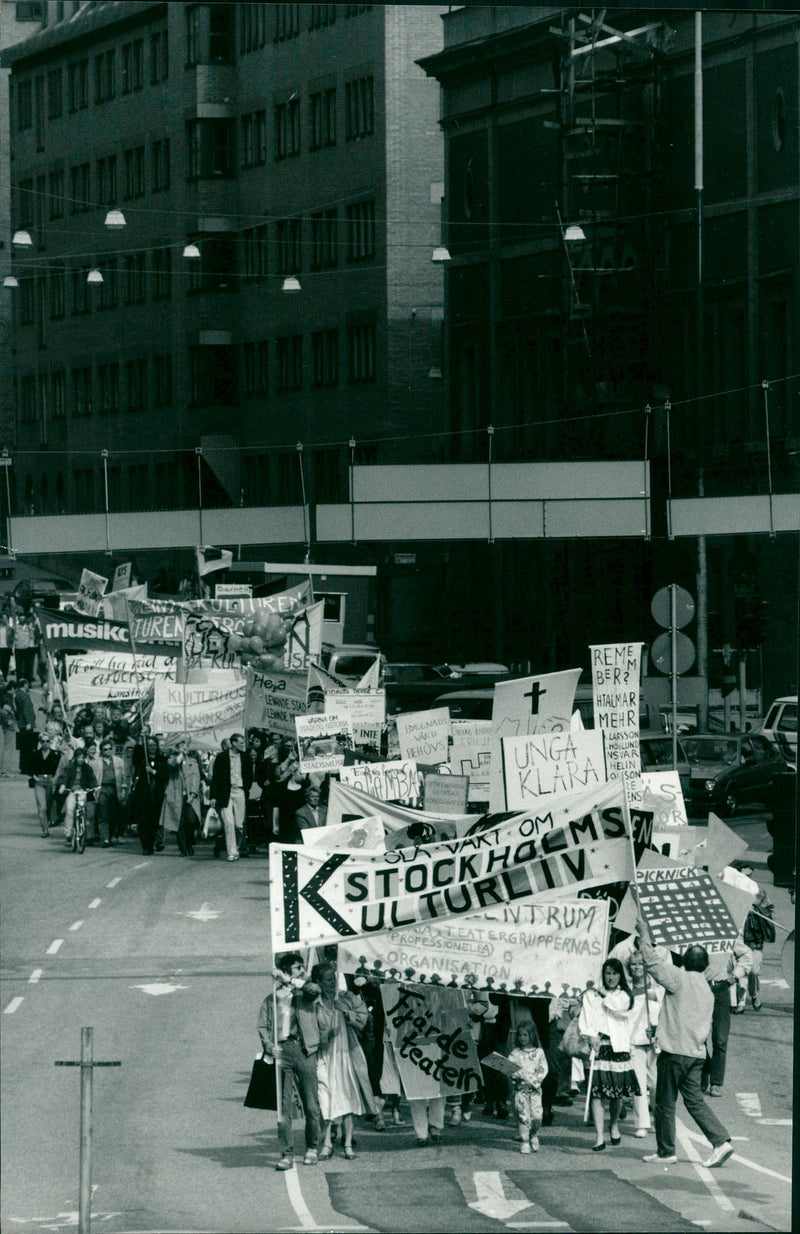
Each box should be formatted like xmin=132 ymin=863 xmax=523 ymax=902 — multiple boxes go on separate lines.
xmin=277 ymin=1039 xmax=321 ymax=1155
xmin=701 ymin=982 xmax=731 ymax=1089
xmin=0 ymin=649 xmax=11 ymax=677
xmin=479 ymin=1023 xmax=509 ymax=1110
xmin=95 ymin=787 xmax=119 ymax=843
xmin=655 ymin=1053 xmax=730 ymax=1158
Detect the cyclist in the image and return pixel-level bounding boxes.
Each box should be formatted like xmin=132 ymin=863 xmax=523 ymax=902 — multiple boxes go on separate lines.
xmin=56 ymin=747 xmax=99 ymax=847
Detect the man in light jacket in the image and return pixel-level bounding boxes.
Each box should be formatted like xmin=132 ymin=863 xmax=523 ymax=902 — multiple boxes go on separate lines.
xmin=90 ymin=737 xmax=131 ymax=847
xmin=636 ymin=915 xmax=733 ymax=1169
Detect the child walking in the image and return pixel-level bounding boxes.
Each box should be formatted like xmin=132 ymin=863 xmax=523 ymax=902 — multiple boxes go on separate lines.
xmin=508 ymin=1022 xmax=548 ymax=1154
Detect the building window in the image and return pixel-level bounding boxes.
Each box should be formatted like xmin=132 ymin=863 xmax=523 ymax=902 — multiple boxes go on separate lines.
xmin=311 ymin=209 xmax=338 ymax=270
xmin=68 ymin=59 xmax=88 ymax=112
xmin=124 ymin=253 xmax=147 ymax=304
xmin=276 ymin=335 xmax=303 ymax=392
xmin=772 ymin=90 xmax=787 ymax=152
xmin=97 ymin=256 xmax=117 ymax=309
xmin=71 ymin=268 xmax=90 ymax=315
xmin=72 ymin=367 xmax=93 ymax=417
xmin=310 ymin=87 xmax=336 ymax=150
xmin=47 ymin=68 xmax=62 ymax=119
xmin=70 ymin=162 xmax=91 ymax=213
xmin=345 ymin=75 xmax=374 ymax=140
xmin=153 ymin=354 xmax=172 ymax=408
xmin=274 ymin=97 xmax=300 ymax=160
xmin=209 ymin=3 xmax=235 ymax=62
xmin=273 ymin=4 xmax=300 ymax=42
xmin=73 ymin=467 xmax=95 ymax=511
xmin=15 ymin=178 xmax=33 ymax=229
xmin=151 ymin=138 xmax=170 ymax=192
xmin=242 ymin=224 xmax=268 ymax=280
xmin=19 ymin=376 xmax=36 ymax=424
xmin=98 ymin=362 xmax=120 ymax=414
xmin=49 ymin=268 xmax=66 ymax=319
xmin=345 ymin=5 xmax=373 ymax=16
xmin=94 ymin=49 xmax=116 ymax=104
xmin=95 ymin=155 xmax=117 ymax=206
xmin=124 ymin=146 xmax=145 ymax=198
xmin=186 ymin=119 xmax=235 ymax=178
xmin=19 ymin=279 xmax=35 ymax=326
xmin=17 ymin=80 xmax=33 ymax=130
xmin=243 ymin=339 xmax=269 ymax=395
xmin=48 ymin=170 xmax=65 ymax=219
xmin=16 ymin=2 xmax=45 ymax=19
xmin=347 ymin=321 xmax=376 ymax=383
xmin=241 ymin=110 xmax=267 ymax=169
xmin=240 ymin=2 xmax=268 ymax=52
xmin=346 ymin=199 xmax=375 ymax=262
xmin=187 ymin=235 xmax=237 ymax=293
xmin=276 ymin=218 xmax=302 ymax=276
xmin=150 ymin=29 xmax=169 ymax=83
xmin=51 ymin=370 xmax=66 ymax=419
xmin=121 ymin=40 xmax=144 ymax=93
xmin=308 ymin=5 xmax=337 ymax=30
xmin=125 ymin=358 xmax=148 ymax=411
xmin=189 ymin=345 xmax=238 ymax=406
xmin=311 ymin=329 xmax=338 ymax=388
xmin=149 ymin=246 xmax=171 ymax=299
xmin=186 ymin=6 xmax=202 ymax=64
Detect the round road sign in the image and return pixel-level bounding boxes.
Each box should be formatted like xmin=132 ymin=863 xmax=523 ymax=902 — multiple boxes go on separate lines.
xmin=651 ymin=631 xmax=696 ymax=675
xmin=651 ymin=584 xmax=695 ymax=630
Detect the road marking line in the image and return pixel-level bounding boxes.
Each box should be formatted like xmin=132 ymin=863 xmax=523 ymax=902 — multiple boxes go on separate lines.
xmin=681 ymin=1126 xmax=792 ymax=1183
xmin=132 ymin=862 xmax=150 ymax=870
xmin=69 ymin=920 xmax=83 ymax=931
xmin=47 ymin=939 xmax=63 ymax=954
xmin=675 ymin=1117 xmax=735 ymax=1213
xmin=756 ymin=1118 xmax=792 ymax=1126
xmin=4 ymin=997 xmax=24 ymax=1014
xmin=106 ymin=877 xmax=121 ymax=888
xmin=282 ymin=1166 xmax=321 ymax=1230
xmin=89 ymin=898 xmax=101 ymax=909
xmin=735 ymin=1092 xmax=762 ymax=1118
xmin=28 ymin=969 xmax=42 ymax=983
xmin=506 ymin=1225 xmax=571 ymax=1230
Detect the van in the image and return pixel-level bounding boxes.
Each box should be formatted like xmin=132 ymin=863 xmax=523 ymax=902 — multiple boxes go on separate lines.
xmin=758 ymin=695 xmax=797 ymax=762
xmin=321 ymin=643 xmax=385 ymax=684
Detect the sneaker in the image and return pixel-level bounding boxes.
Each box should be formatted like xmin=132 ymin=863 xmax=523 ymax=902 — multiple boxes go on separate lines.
xmin=520 ymin=1141 xmax=531 ymax=1154
xmin=462 ymin=1109 xmax=471 ymax=1122
xmin=450 ymin=1106 xmax=462 ymax=1127
xmin=275 ymin=1155 xmax=294 ymax=1171
xmin=226 ymin=854 xmax=239 ymax=862
xmin=530 ymin=1135 xmax=540 ymax=1152
xmin=703 ymin=1141 xmax=733 ymax=1169
xmin=709 ymin=1085 xmax=723 ymax=1098
xmin=634 ymin=1129 xmax=648 ymax=1138
xmin=303 ymin=1149 xmax=318 ymax=1165
xmin=642 ymin=1152 xmax=678 ymax=1164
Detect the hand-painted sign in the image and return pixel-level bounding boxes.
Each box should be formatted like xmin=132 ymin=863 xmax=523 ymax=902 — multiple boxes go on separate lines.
xmin=295 ymin=711 xmax=353 ymax=774
xmin=489 ymin=669 xmax=582 ymax=811
xmin=74 ymin=569 xmax=109 ymax=617
xmin=590 ymin=642 xmax=643 ymax=806
xmin=636 ymin=865 xmax=739 ymax=952
xmin=395 ymin=707 xmax=451 ymax=765
xmin=380 ymin=983 xmax=481 ymax=1100
xmin=449 ymin=720 xmax=491 ymax=802
xmin=338 ymin=760 xmax=421 ymax=805
xmin=243 ymin=666 xmax=308 ymax=738
xmin=151 ymin=670 xmax=245 ymax=736
xmin=64 ymin=650 xmax=174 ymax=706
xmin=422 ymin=773 xmax=470 ymax=815
xmin=500 ymin=730 xmax=607 ymax=812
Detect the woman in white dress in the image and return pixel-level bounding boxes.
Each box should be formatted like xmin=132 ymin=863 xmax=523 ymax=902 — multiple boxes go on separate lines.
xmin=312 ymin=964 xmax=376 ymax=1160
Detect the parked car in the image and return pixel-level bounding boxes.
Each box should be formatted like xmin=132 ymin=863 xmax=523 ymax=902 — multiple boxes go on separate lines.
xmin=639 ymin=735 xmax=692 ymax=800
xmin=758 ymin=695 xmax=797 ymax=765
xmin=682 ymin=732 xmax=788 ymax=818
xmin=434 ymin=688 xmax=495 ymax=720
xmin=384 ymin=662 xmax=455 ymax=715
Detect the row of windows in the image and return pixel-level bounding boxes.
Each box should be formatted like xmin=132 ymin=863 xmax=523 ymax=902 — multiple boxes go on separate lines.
xmin=16 ymin=357 xmax=173 ymax=424
xmin=15 ymin=250 xmax=174 ymax=323
xmin=16 ymin=33 xmax=168 ymax=133
xmin=14 ymin=142 xmax=171 ymax=226
xmin=242 ymin=4 xmax=372 ymax=53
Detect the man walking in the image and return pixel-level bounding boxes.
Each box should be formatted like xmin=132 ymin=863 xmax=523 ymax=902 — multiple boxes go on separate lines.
xmin=210 ymin=731 xmax=252 ymax=861
xmin=636 ymin=916 xmax=734 ymax=1169
xmin=90 ymin=738 xmax=130 ymax=847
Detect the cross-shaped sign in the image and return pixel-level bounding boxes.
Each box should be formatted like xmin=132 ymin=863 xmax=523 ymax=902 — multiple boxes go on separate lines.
xmin=524 ymin=681 xmax=547 ymax=715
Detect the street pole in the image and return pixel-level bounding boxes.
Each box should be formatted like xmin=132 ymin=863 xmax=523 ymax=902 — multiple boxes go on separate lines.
xmin=54 ymin=1028 xmax=121 ymax=1234
xmin=671 ymin=584 xmax=678 ymax=767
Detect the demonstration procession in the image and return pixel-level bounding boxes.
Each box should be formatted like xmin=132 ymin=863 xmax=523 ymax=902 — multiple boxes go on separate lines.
xmin=0 ymin=557 xmax=779 ymax=1188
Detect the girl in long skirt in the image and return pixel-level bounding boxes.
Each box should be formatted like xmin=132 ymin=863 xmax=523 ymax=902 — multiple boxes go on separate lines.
xmin=579 ymin=957 xmax=640 ymax=1151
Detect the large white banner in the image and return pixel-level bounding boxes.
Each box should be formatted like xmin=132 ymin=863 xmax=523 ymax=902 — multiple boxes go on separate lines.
xmin=151 ymin=670 xmax=245 ymax=738
xmin=270 ymin=779 xmax=632 ymax=950
xmin=65 ymin=650 xmax=175 ymax=706
xmin=500 ymin=730 xmax=608 ymax=812
xmin=243 ymin=666 xmax=308 ymax=738
xmin=339 ymin=897 xmax=610 ymax=995
xmin=590 ymin=642 xmax=643 ymax=806
xmin=489 ymin=669 xmax=582 ymax=811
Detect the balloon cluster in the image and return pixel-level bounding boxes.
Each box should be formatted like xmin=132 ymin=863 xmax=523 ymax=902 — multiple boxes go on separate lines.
xmin=228 ymin=611 xmax=288 ymax=671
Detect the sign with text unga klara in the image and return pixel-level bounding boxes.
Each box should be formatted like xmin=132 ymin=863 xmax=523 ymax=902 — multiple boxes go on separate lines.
xmin=64 ymin=650 xmax=175 ymax=706
xmin=340 ymin=896 xmax=610 ymax=995
xmin=380 ymin=983 xmax=480 ymax=1101
xmin=395 ymin=707 xmax=451 ymax=766
xmin=269 ymin=778 xmax=634 ymax=950
xmin=500 ymin=730 xmax=608 ymax=813
xmin=636 ymin=864 xmax=739 ymax=952
xmin=489 ymin=669 xmax=582 ymax=811
xmin=449 ymin=720 xmax=492 ymax=802
xmin=590 ymin=643 xmax=643 ymax=807
xmin=243 ymin=666 xmax=308 ymax=738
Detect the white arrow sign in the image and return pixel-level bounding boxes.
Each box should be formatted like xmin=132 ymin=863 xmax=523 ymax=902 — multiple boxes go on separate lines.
xmin=130 ymin=982 xmax=187 ymax=996
xmin=179 ymin=903 xmax=220 ymax=922
xmin=468 ymin=1172 xmax=530 ymax=1221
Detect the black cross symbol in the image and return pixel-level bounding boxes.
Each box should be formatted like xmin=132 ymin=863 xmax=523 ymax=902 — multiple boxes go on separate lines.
xmin=524 ymin=681 xmax=547 ymax=715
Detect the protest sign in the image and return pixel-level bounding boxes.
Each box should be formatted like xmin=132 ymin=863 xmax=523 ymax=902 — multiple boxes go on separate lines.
xmin=500 ymin=730 xmax=607 ymax=812
xmin=215 ymin=583 xmax=252 ymax=598
xmin=111 ymin=562 xmax=132 ymax=592
xmin=304 ymin=816 xmax=385 ymax=852
xmin=64 ymin=651 xmax=174 ymax=707
xmin=615 ymin=847 xmax=755 ymax=938
xmin=449 ymin=720 xmax=491 ymax=802
xmin=269 ymin=779 xmax=633 ymax=950
xmin=243 ymin=666 xmax=308 ymax=738
xmin=636 ymin=865 xmax=739 ymax=952
xmin=590 ymin=642 xmax=644 ymax=807
xmin=481 ymin=1053 xmax=523 ymax=1080
xmin=338 ymin=760 xmax=421 ymax=805
xmin=74 ymin=568 xmax=109 ymax=617
xmin=328 ymin=777 xmax=474 ymax=846
xmin=395 ymin=707 xmax=451 ymax=765
xmin=423 ymin=773 xmax=469 ymax=815
xmin=650 ymin=825 xmax=706 ymax=863
xmin=326 ymin=688 xmax=386 ymax=748
xmin=151 ymin=670 xmax=246 ymax=737
xmin=340 ymin=896 xmax=610 ymax=994
xmin=284 ymin=600 xmax=324 ymax=672
xmin=489 ymin=669 xmax=582 ymax=811
xmin=127 ymin=583 xmax=312 ymax=652
xmin=380 ymin=983 xmax=481 ymax=1100
xmin=295 ymin=712 xmax=353 ymax=774
xmin=36 ymin=607 xmax=166 ymax=658
xmin=99 ymin=583 xmax=148 ymax=621
xmin=641 ymin=771 xmax=688 ymax=829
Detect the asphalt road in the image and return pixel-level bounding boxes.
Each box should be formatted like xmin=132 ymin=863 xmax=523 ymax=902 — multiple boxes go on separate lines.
xmin=1 ymin=775 xmax=794 ymax=1234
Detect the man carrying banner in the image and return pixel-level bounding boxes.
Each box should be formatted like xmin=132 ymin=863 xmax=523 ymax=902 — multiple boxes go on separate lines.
xmin=635 ymin=916 xmax=734 ymax=1169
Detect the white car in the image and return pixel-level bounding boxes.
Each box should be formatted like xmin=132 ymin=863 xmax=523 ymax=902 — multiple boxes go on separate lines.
xmin=758 ymin=695 xmax=797 ymax=765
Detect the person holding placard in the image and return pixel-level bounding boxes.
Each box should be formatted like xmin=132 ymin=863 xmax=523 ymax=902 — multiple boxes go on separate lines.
xmin=578 ymin=958 xmax=640 ymax=1151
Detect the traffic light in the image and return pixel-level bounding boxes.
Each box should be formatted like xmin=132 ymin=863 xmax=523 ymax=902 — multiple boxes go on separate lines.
xmin=734 ymin=595 xmax=764 ymax=650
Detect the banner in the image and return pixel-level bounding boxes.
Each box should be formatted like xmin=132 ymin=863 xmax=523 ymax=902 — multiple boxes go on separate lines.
xmin=111 ymin=562 xmax=132 ymax=592
xmin=99 ymin=583 xmax=148 ymax=621
xmin=196 ymin=545 xmax=233 ymax=577
xmin=641 ymin=771 xmax=688 ymax=829
xmin=74 ymin=568 xmax=109 ymax=617
xmin=243 ymin=666 xmax=308 ymax=738
xmin=590 ymin=642 xmax=644 ymax=806
xmin=339 ymin=760 xmax=421 ymax=805
xmin=36 ymin=607 xmax=167 ymax=658
xmin=395 ymin=707 xmax=451 ymax=765
xmin=489 ymin=669 xmax=582 ymax=811
xmin=500 ymin=730 xmax=607 ymax=812
xmin=636 ymin=864 xmax=740 ymax=953
xmin=128 ymin=583 xmax=312 ymax=650
xmin=449 ymin=720 xmax=491 ymax=802
xmin=295 ymin=712 xmax=353 ymax=774
xmin=328 ymin=777 xmax=474 ymax=848
xmin=422 ymin=773 xmax=469 ymax=815
xmin=151 ymin=669 xmax=246 ymax=739
xmin=305 ymin=816 xmax=385 ymax=851
xmin=269 ymin=779 xmax=634 ymax=949
xmin=340 ymin=897 xmax=610 ymax=995
xmin=325 ymin=688 xmax=386 ymax=749
xmin=64 ymin=651 xmax=174 ymax=707
xmin=380 ymin=983 xmax=480 ymax=1100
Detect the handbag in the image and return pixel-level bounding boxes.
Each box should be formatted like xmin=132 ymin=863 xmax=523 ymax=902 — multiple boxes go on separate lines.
xmin=244 ymin=1052 xmax=278 ymax=1110
xmin=560 ymin=1015 xmax=592 ymax=1060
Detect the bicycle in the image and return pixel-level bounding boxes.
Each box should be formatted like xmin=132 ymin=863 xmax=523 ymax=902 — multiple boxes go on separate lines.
xmin=71 ymin=789 xmax=89 ymax=855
